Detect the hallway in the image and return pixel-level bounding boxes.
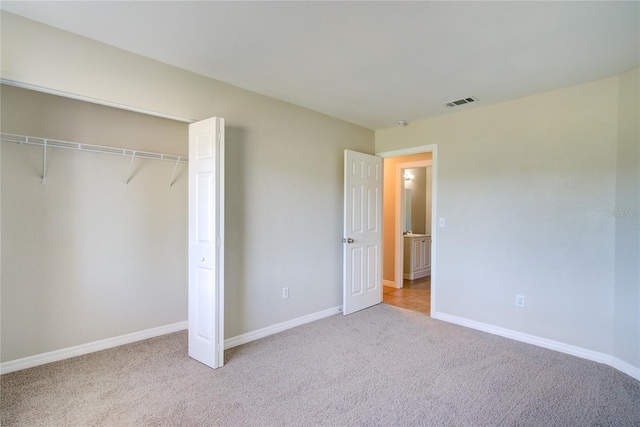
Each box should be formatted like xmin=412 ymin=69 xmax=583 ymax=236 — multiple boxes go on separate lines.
xmin=383 ymin=276 xmax=431 ymax=315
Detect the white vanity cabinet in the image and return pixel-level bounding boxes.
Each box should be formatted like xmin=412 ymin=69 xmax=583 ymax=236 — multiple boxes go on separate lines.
xmin=403 ymin=234 xmax=431 ymax=280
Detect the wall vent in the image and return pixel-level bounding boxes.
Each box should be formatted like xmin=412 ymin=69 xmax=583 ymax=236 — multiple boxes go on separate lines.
xmin=445 ymin=96 xmax=478 ymax=108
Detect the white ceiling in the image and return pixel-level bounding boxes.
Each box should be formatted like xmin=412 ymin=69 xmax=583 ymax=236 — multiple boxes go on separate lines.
xmin=2 ymin=1 xmax=639 ymax=130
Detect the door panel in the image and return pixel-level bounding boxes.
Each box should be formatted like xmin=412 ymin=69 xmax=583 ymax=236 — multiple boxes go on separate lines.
xmin=188 ymin=117 xmax=224 ymax=369
xmin=343 ymin=150 xmax=383 ymax=315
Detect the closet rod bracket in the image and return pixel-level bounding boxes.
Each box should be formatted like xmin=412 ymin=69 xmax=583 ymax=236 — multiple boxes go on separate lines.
xmin=41 ymin=139 xmax=47 ymax=185
xmin=125 ymin=155 xmax=136 ymax=186
xmin=168 ymin=157 xmax=181 ymax=191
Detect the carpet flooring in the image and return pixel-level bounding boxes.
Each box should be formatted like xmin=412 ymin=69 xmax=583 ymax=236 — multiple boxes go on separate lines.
xmin=2 ymin=304 xmax=639 ymax=426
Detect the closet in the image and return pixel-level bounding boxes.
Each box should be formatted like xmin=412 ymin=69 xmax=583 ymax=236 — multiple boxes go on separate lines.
xmin=0 ymin=84 xmax=189 ymax=365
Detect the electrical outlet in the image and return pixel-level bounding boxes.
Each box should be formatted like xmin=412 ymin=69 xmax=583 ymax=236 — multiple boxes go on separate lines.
xmin=516 ymin=295 xmax=525 ymax=307
xmin=283 ymin=287 xmax=289 ymax=299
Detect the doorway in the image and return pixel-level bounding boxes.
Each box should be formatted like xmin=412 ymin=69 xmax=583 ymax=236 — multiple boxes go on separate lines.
xmin=378 ymin=146 xmax=437 ymax=316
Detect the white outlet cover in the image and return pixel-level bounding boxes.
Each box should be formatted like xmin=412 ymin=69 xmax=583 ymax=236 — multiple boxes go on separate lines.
xmin=439 ymin=218 xmax=445 ymax=228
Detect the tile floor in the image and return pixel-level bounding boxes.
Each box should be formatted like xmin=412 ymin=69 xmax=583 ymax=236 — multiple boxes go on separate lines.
xmin=383 ymin=276 xmax=431 ymax=315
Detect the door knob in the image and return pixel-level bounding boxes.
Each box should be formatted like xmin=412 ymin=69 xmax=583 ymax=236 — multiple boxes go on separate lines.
xmin=200 ymin=256 xmax=205 ymax=262
xmin=342 ymin=237 xmax=354 ymax=244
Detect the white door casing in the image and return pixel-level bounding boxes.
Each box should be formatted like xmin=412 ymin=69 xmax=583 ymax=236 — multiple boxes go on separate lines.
xmin=343 ymin=150 xmax=383 ymax=315
xmin=378 ymin=144 xmax=437 ymax=316
xmin=395 ymin=159 xmax=432 ymax=288
xmin=188 ymin=117 xmax=225 ymax=369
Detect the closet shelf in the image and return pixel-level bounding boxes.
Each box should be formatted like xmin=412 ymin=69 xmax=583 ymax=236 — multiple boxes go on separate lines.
xmin=0 ymin=133 xmax=188 ymax=163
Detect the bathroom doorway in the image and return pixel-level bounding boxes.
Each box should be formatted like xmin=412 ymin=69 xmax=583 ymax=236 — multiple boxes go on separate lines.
xmin=378 ymin=151 xmax=435 ymax=315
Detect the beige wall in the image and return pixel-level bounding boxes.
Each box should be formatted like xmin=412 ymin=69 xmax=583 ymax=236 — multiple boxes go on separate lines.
xmin=377 ymin=77 xmax=620 ymax=356
xmin=406 ymin=167 xmax=427 ymax=234
xmin=614 ymin=67 xmax=640 ymax=368
xmin=0 ymin=12 xmax=374 ymax=362
xmin=382 ymin=153 xmax=431 ymax=283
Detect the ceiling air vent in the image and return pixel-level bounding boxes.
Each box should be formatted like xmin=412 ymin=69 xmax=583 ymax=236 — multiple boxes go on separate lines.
xmin=445 ymin=96 xmax=478 ymax=108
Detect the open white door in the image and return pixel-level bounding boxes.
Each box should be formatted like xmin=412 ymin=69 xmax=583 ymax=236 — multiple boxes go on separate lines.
xmin=343 ymin=150 xmax=383 ymax=315
xmin=188 ymin=117 xmax=225 ymax=368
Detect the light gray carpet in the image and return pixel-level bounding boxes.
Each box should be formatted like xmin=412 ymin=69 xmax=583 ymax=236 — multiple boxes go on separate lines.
xmin=2 ymin=304 xmax=639 ymax=426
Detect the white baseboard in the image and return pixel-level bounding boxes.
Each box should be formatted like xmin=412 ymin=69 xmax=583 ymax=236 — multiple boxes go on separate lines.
xmin=0 ymin=321 xmax=188 ymax=375
xmin=433 ymin=312 xmax=640 ymax=381
xmin=403 ymin=270 xmax=430 ymax=280
xmin=610 ymin=356 xmax=640 ymax=381
xmin=383 ymin=279 xmax=399 ymax=288
xmin=224 ymin=306 xmax=342 ymax=349
xmin=6 ymin=308 xmax=636 ymax=382
xmin=1 ymin=306 xmax=343 ymax=375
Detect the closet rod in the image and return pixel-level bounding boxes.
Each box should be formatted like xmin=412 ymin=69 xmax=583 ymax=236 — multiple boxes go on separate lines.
xmin=1 ymin=133 xmax=188 ymax=163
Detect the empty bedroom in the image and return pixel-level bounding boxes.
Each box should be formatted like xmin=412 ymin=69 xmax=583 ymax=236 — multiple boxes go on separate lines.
xmin=1 ymin=2 xmax=639 ymax=425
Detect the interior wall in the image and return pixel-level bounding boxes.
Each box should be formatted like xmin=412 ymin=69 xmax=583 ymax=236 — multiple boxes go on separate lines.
xmin=376 ymin=76 xmax=619 ymax=355
xmin=0 ymin=12 xmax=374 ymax=362
xmin=614 ymin=67 xmax=640 ymax=369
xmin=406 ymin=167 xmax=427 ymax=234
xmin=382 ymin=153 xmax=431 ymax=283
xmin=1 ymin=85 xmax=189 ymax=362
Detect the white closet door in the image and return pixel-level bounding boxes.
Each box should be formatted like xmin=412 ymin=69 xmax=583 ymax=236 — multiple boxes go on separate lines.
xmin=188 ymin=117 xmax=225 ymax=369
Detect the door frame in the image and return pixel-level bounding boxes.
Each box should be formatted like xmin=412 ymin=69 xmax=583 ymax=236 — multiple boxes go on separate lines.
xmin=394 ymin=160 xmax=432 ymax=288
xmin=377 ymin=144 xmax=438 ymax=316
